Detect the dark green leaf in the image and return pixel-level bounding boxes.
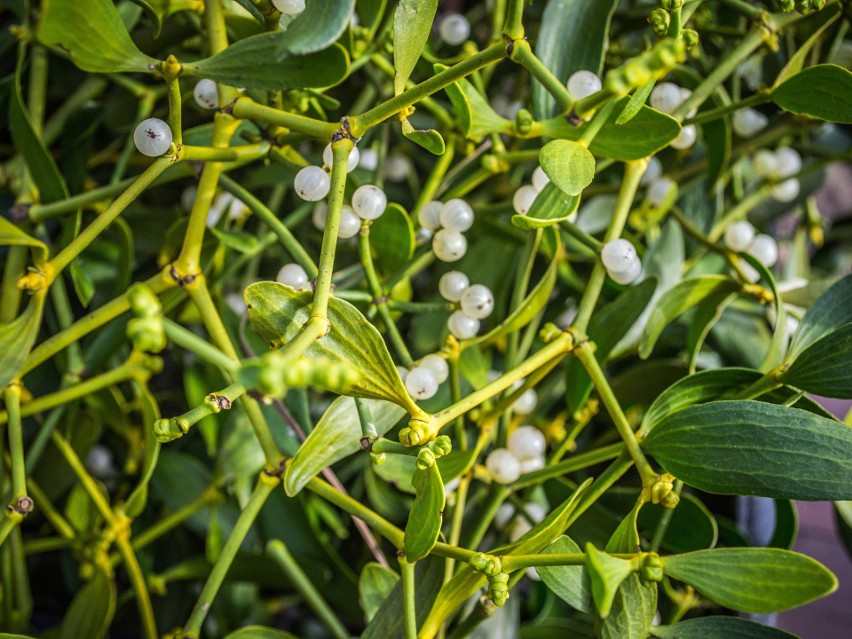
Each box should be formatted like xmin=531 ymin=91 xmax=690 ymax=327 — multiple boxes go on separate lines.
xmin=511 ymin=182 xmax=580 ymax=230
xmin=662 ymin=547 xmax=837 ymax=613
xmin=541 ymin=97 xmax=681 ymax=161
xmin=538 ymin=536 xmax=592 ymax=613
xmin=442 ymin=70 xmax=512 ymax=140
xmin=652 ymin=617 xmax=803 ymax=639
xmin=370 ymin=203 xmax=415 ymax=275
xmin=245 ymin=282 xmax=416 ymax=412
xmin=593 ymin=575 xmax=656 ymax=639
xmin=404 ymin=463 xmax=445 ymax=561
xmin=782 ymin=322 xmax=852 ymax=398
xmin=185 ymin=41 xmax=350 ymax=91
xmin=701 ymin=97 xmax=731 ymax=189
xmin=0 ymin=290 xmax=46 ymax=390
xmin=275 ymin=0 xmax=355 ymax=56
xmin=284 ymin=396 xmax=406 ymax=496
xmin=37 ymin=0 xmax=157 ymax=72
xmin=638 ymin=493 xmax=718 ymax=553
xmin=393 ymin=0 xmax=438 ymax=94
xmin=640 ymin=275 xmax=741 ymax=358
xmin=685 ymin=290 xmax=736 ymax=372
xmin=400 ymin=117 xmax=445 ymax=155
xmin=223 ymin=627 xmax=300 ymax=639
xmin=772 ymin=64 xmax=852 ymax=123
xmin=131 ymin=0 xmax=201 ymax=36
xmin=539 ymin=140 xmax=596 ymax=197
xmin=532 ymin=0 xmax=618 ymax=119
xmin=642 ymin=400 xmax=852 ymax=500
xmin=359 ymin=563 xmax=400 ymax=622
xmin=59 ymin=568 xmax=116 ymax=639
xmin=775 ymin=5 xmax=842 ymax=85
xmin=584 ymin=543 xmax=633 ymax=617
xmin=788 ymin=273 xmax=852 ymax=358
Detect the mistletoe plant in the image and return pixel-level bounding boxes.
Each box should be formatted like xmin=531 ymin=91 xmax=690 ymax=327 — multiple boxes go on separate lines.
xmin=1 ymin=0 xmax=851 ymax=638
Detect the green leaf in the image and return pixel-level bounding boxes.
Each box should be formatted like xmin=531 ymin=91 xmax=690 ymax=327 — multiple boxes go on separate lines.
xmin=275 ymin=0 xmax=355 ymax=56
xmin=0 ymin=218 xmax=48 ymax=266
xmin=511 ymin=183 xmax=580 ymax=230
xmin=245 ymin=282 xmax=416 ymax=412
xmin=541 ymin=97 xmax=681 ymax=161
xmin=538 ymin=536 xmax=592 ymax=613
xmin=652 ymin=617 xmax=803 ymax=639
xmin=223 ymin=627 xmax=300 ymax=639
xmin=539 ymin=140 xmax=596 ymax=197
xmin=788 ymin=273 xmax=852 ymax=358
xmin=584 ymin=543 xmax=634 ymax=617
xmin=59 ymin=568 xmax=116 ymax=639
xmin=359 ymin=563 xmax=400 ymax=622
xmin=775 ymin=4 xmax=842 ymax=85
xmin=532 ymin=0 xmax=618 ymax=119
xmin=0 ymin=291 xmax=46 ymax=390
xmin=606 ymin=500 xmax=641 ymax=554
xmin=615 ymin=81 xmax=655 ymax=125
xmin=782 ymin=322 xmax=852 ymax=398
xmin=593 ymin=575 xmax=656 ymax=639
xmin=638 ymin=494 xmax=718 ymax=553
xmin=369 ymin=203 xmax=415 ymax=275
xmin=639 ymin=275 xmax=741 ymax=358
xmin=9 ymin=46 xmax=68 ymax=204
xmin=404 ymin=463 xmax=445 ymax=561
xmin=37 ymin=0 xmax=157 ymax=73
xmin=210 ymin=227 xmax=260 ymax=253
xmin=372 ymin=452 xmax=416 ymax=494
xmin=284 ymin=396 xmax=406 ymax=496
xmin=185 ymin=40 xmax=350 ymax=91
xmin=465 ymin=228 xmax=559 ymax=348
xmin=685 ymin=290 xmax=737 ymax=372
xmin=393 ymin=0 xmax=438 ymax=95
xmin=400 ymin=117 xmax=445 ymax=155
xmin=442 ymin=70 xmax=512 ymax=140
xmin=701 ymin=95 xmax=732 ymax=189
xmin=642 ymin=400 xmax=852 ymax=500
xmin=662 ymin=547 xmax=837 ymax=613
xmin=131 ymin=0 xmax=201 ymax=36
xmin=772 ymin=64 xmax=852 ymax=123
xmin=230 ymin=0 xmax=264 ymax=25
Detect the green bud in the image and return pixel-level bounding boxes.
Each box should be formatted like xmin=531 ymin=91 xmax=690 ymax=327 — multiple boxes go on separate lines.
xmin=640 ymin=553 xmax=665 ymax=583
xmin=514 ymin=109 xmax=534 ymax=135
xmin=648 ymin=8 xmax=670 ymax=37
xmin=429 ymin=435 xmax=452 ymax=458
xmin=774 ymin=0 xmax=795 ymax=11
xmin=128 ymin=284 xmax=162 ymax=318
xmin=681 ymin=29 xmax=699 ymax=50
xmin=416 ymin=448 xmax=436 ymax=470
xmin=539 ymin=323 xmax=563 ymax=343
xmin=370 ymin=452 xmax=386 ymax=466
xmin=659 ymin=0 xmax=684 ymax=9
xmin=487 ymin=572 xmax=510 ymax=606
xmin=154 ymin=417 xmax=190 ymax=443
xmin=127 ymin=317 xmax=167 ymax=353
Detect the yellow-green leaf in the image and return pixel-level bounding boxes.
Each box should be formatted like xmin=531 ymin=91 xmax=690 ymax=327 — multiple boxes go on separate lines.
xmin=539 ymin=140 xmax=596 ymax=197
xmin=404 ymin=463 xmax=445 ymax=561
xmin=0 ymin=291 xmax=46 ymax=390
xmin=393 ymin=0 xmax=438 ymax=94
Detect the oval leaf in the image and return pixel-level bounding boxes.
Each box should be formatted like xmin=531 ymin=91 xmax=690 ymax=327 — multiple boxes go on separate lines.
xmin=37 ymin=0 xmax=157 ymax=73
xmin=788 ymin=273 xmax=852 ymax=358
xmin=359 ymin=563 xmax=400 ymax=622
xmin=401 ymin=118 xmax=445 ymax=155
xmin=642 ymin=400 xmax=852 ymax=501
xmin=59 ymin=568 xmax=116 ymax=639
xmin=0 ymin=291 xmax=46 ymax=390
xmin=369 ymin=202 xmax=415 ymax=275
xmin=540 ymin=140 xmax=596 ymax=197
xmin=652 ymin=616 xmax=803 ymax=639
xmin=662 ymin=547 xmax=837 ymax=613
xmin=511 ymin=182 xmax=580 ymax=230
xmin=772 ymin=64 xmax=852 ymax=124
xmin=538 ymin=535 xmax=592 ymax=613
xmin=284 ymin=396 xmax=406 ymax=496
xmin=593 ymin=575 xmax=656 ymax=639
xmin=245 ymin=282 xmax=416 ymax=412
xmin=275 ymin=0 xmax=355 ymax=55
xmin=441 ymin=70 xmax=512 ymax=140
xmin=185 ymin=41 xmax=350 ymax=91
xmin=393 ymin=0 xmax=438 ymax=94
xmin=404 ymin=463 xmax=445 ymax=561
xmin=782 ymin=321 xmax=852 ymax=399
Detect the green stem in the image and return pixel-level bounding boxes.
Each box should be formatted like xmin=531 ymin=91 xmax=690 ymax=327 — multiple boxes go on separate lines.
xmin=573 ymin=343 xmax=657 ymax=485
xmin=510 ymin=442 xmax=624 ymax=489
xmin=684 ymin=91 xmax=770 ymax=125
xmin=183 ymin=476 xmax=277 ymax=637
xmin=231 ymin=97 xmax=339 ymax=140
xmin=350 ymin=43 xmax=506 ymax=136
xmin=3 ymin=386 xmax=26 ymax=499
xmin=509 ymin=40 xmax=573 ymax=112
xmin=356 ymin=398 xmax=378 ymax=440
xmin=312 ymin=138 xmax=353 ymax=321
xmin=413 ymin=144 xmax=456 ymax=217
xmin=573 ymin=160 xmax=646 ymax=333
xmin=564 ymin=451 xmax=633 ymax=529
xmin=706 ymin=185 xmax=768 ymax=243
xmin=400 ymin=557 xmax=418 ymax=639
xmin=165 ymin=76 xmax=182 ymax=146
xmin=502 ymin=0 xmax=526 ymax=39
xmin=129 ymin=490 xmax=217 ymax=553
xmin=444 ymin=475 xmax=470 ymax=580
xmin=163 ymin=318 xmax=240 ymax=373
xmin=116 ymin=537 xmax=158 ymax=639
xmin=180 ymin=143 xmax=270 ymax=163
xmin=650 ymin=480 xmax=682 ymax=551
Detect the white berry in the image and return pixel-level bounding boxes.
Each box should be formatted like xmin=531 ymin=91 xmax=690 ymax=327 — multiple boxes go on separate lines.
xmin=418 ymin=201 xmax=443 ymax=231
xmin=385 ymin=153 xmax=410 ymax=182
xmin=532 ymin=166 xmax=550 ymax=192
xmin=276 ymin=263 xmax=309 ymax=290
xmin=420 ymin=354 xmax=449 ymax=384
xmin=519 ymin=455 xmax=545 ymax=474
xmin=567 ymin=70 xmax=602 ymax=100
xmin=460 ymin=284 xmax=495 ymax=320
xmin=86 ymin=445 xmax=115 ymax=478
xmin=753 ymin=150 xmax=780 ymax=178
xmin=440 ymin=199 xmax=475 ymax=232
xmin=732 ymin=108 xmax=768 ymax=138
xmin=439 ymin=13 xmax=470 ymax=46
xmin=337 ymin=205 xmax=361 ymax=239
xmin=359 ymin=148 xmax=379 ymax=171
xmin=724 ymin=221 xmax=756 ymax=252
xmin=650 ymin=82 xmax=683 ymax=114
xmin=508 ymin=425 xmax=547 ymax=460
xmin=671 ymin=124 xmax=697 ymax=150
xmin=134 ymin=118 xmax=173 ymax=157
xmin=508 ymin=516 xmax=532 ymax=542
xmin=439 ymin=271 xmax=470 ymax=302
xmin=352 ymin=185 xmax=387 ymax=220
xmin=405 ymin=366 xmax=439 ymax=400
xmin=771 ymin=178 xmax=800 ymax=203
xmin=312 ymin=202 xmax=328 ymax=231
xmin=750 ymin=234 xmax=778 ymax=267
xmin=294 ymin=166 xmax=330 ymax=201
xmin=433 ymin=230 xmax=468 ymax=262
xmin=322 ymin=143 xmax=360 ymax=173
xmin=272 ymin=0 xmax=305 ymax=15
xmin=486 ymin=448 xmax=521 ymax=484
xmin=513 ymin=185 xmax=539 ymax=215
xmin=601 ymin=239 xmax=638 ymax=274
xmin=775 ymin=147 xmax=802 ymax=178
xmin=447 ymin=310 xmax=479 ymax=339
xmin=609 ymin=257 xmax=642 ymax=285
xmin=647 ymin=176 xmax=675 ymax=207
xmin=193 ymin=79 xmax=219 ymax=110
xmin=640 ymin=156 xmax=662 ymax=185
xmin=512 ymin=388 xmax=538 ymax=416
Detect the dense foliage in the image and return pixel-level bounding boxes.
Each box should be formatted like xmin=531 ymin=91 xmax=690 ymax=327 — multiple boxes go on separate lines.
xmin=1 ymin=0 xmax=851 ymax=638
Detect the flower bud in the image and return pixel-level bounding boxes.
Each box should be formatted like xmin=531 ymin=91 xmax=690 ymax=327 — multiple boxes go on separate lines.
xmin=648 ymin=9 xmax=670 ymax=37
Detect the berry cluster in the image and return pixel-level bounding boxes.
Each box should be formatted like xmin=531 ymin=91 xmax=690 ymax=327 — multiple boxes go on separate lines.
xmin=485 ymin=425 xmax=548 ymax=484
xmin=439 ymin=272 xmax=494 ymax=340
xmin=418 ymin=199 xmax=475 ymax=262
xmin=752 ymin=146 xmax=803 ymax=203
xmin=401 ymin=354 xmax=449 ymax=401
xmin=601 ymin=238 xmax=642 ymax=285
xmin=649 ymin=82 xmax=698 ymax=150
